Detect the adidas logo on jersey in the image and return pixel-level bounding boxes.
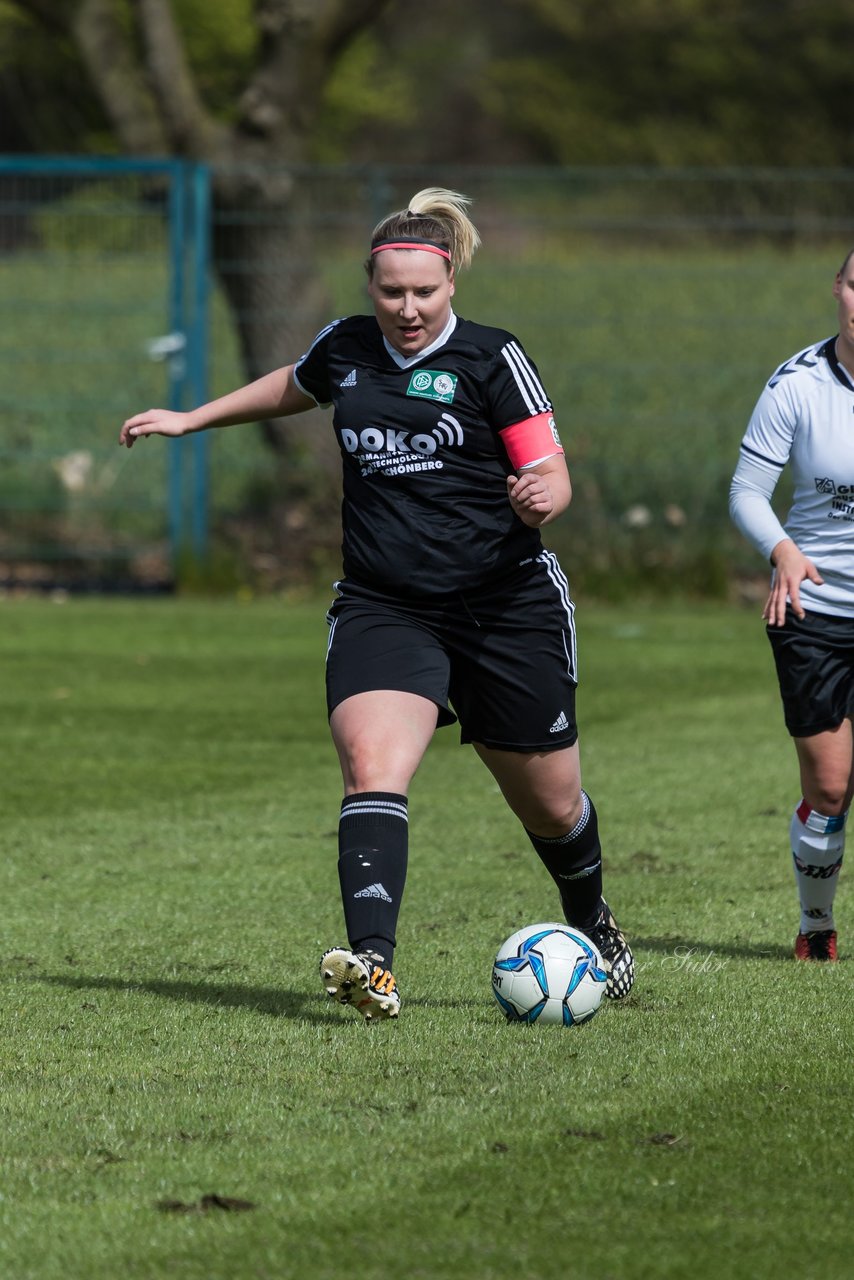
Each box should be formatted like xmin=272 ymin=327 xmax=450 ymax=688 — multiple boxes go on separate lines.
xmin=550 ymin=710 xmax=569 ymax=733
xmin=354 ymin=882 xmax=392 ymax=902
xmin=339 ymin=369 xmax=358 ymax=387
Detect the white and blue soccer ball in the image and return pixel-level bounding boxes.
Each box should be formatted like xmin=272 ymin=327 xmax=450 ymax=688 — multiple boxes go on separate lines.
xmin=492 ymin=922 xmax=608 ymax=1026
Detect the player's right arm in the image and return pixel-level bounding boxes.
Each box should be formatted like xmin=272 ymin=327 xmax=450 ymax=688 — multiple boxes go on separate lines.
xmin=118 ymin=364 xmax=315 ymax=448
xmin=728 ymin=372 xmax=823 ymax=626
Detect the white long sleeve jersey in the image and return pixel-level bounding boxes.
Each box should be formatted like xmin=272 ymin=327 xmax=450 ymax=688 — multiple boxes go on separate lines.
xmin=730 ymin=336 xmax=854 ymax=618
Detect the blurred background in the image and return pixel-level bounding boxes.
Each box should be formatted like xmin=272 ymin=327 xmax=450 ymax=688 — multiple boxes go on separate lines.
xmin=1 ymin=0 xmax=852 ymax=599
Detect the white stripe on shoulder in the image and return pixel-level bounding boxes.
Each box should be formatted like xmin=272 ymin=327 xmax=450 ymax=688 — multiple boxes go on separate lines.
xmin=294 ymin=318 xmax=343 ymax=372
xmin=299 ymin=318 xmax=343 ymax=360
xmin=501 ymin=341 xmax=552 ymax=416
xmin=294 ymin=319 xmax=344 ymax=405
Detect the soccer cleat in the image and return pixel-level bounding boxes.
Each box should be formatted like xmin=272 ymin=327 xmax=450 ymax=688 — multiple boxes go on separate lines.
xmin=587 ymin=902 xmax=635 ymax=1000
xmin=794 ymin=929 xmax=838 ymax=962
xmin=319 ymin=947 xmax=401 ymax=1022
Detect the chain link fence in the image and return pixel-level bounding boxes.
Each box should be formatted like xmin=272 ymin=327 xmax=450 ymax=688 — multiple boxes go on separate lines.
xmin=2 ymin=162 xmax=852 ymax=594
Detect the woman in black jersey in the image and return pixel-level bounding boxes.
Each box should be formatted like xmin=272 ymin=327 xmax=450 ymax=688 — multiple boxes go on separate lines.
xmin=119 ymin=188 xmax=634 ymax=1020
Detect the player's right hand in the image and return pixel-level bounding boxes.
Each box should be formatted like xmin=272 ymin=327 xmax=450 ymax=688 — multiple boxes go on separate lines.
xmin=118 ymin=409 xmax=190 ymax=448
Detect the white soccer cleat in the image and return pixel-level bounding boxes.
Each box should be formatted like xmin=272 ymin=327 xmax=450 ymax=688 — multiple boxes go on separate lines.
xmin=320 ymin=947 xmax=401 ymax=1022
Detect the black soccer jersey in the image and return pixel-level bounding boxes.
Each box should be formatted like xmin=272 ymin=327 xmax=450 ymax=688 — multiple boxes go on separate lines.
xmin=294 ymin=313 xmax=557 ymax=597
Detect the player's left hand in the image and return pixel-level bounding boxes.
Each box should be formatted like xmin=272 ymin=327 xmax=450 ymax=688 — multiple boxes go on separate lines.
xmin=764 ymin=537 xmax=824 ymax=626
xmin=507 ymin=472 xmax=554 ymax=527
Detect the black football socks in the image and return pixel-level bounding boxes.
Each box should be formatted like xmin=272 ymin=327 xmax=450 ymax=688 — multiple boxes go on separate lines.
xmin=337 ymin=791 xmax=409 ymax=971
xmin=526 ymin=790 xmax=603 ymax=932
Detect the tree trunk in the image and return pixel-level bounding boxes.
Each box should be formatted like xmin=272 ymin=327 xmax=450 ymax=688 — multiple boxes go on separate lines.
xmin=211 ymin=176 xmax=330 ymax=454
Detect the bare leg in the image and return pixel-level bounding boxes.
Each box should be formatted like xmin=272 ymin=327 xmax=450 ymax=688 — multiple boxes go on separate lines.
xmin=330 ymin=689 xmax=438 ymax=794
xmin=794 ymin=719 xmax=854 ymax=815
xmin=473 ymin=741 xmax=584 ymax=835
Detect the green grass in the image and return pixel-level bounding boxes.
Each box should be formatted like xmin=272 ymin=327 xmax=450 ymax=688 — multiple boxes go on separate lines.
xmin=1 ymin=594 xmax=851 ymax=1279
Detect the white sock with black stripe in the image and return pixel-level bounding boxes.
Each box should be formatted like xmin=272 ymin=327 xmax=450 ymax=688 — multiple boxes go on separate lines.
xmin=791 ymin=799 xmax=846 ymax=933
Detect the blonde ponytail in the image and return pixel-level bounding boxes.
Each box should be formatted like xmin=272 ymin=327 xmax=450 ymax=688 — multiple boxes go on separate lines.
xmin=368 ymin=187 xmax=481 ymax=274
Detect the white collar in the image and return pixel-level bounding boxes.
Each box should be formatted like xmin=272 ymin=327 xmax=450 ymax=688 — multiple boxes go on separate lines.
xmin=382 ymin=311 xmax=458 ymax=369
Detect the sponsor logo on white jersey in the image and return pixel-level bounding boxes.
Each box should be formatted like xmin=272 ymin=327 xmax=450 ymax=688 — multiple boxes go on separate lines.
xmin=816 ymin=476 xmax=854 ymax=497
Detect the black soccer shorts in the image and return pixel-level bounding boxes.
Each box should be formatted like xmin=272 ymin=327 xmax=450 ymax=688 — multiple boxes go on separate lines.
xmin=766 ymin=606 xmax=854 ymax=737
xmin=325 ymin=551 xmax=579 ymax=752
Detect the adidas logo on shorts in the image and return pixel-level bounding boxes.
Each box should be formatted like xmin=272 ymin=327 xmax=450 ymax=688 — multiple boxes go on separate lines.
xmin=550 ymin=710 xmax=569 ymax=733
xmin=340 ymin=369 xmax=358 ymax=387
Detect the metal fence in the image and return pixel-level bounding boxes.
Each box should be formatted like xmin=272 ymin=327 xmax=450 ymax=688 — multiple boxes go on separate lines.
xmin=0 ymin=154 xmax=210 ymax=590
xmin=1 ymin=161 xmax=852 ymax=593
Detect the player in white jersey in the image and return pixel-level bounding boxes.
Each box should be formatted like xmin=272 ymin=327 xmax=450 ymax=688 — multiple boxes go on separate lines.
xmin=118 ymin=188 xmax=634 ymax=1019
xmin=729 ymin=248 xmax=854 ymax=961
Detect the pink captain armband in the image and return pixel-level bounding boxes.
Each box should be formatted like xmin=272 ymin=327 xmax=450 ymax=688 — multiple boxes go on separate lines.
xmin=499 ymin=411 xmax=564 ymax=470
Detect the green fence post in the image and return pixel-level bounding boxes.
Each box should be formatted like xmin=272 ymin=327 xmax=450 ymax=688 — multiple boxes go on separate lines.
xmin=166 ymin=161 xmax=188 ymax=565
xmin=189 ymin=162 xmax=211 ymax=562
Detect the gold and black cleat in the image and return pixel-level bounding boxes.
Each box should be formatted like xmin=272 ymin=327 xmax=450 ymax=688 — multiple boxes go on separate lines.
xmin=320 ymin=947 xmax=401 ymax=1021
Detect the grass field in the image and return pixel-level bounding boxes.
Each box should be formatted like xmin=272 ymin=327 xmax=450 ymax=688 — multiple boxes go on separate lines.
xmin=1 ymin=594 xmax=851 ymax=1280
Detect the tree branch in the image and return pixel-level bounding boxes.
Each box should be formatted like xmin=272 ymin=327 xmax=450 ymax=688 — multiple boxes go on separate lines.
xmin=4 ymin=0 xmax=69 ymax=36
xmin=236 ymin=0 xmax=394 ymax=145
xmin=131 ymin=0 xmax=223 ymax=157
xmin=315 ymin=0 xmax=396 ymax=64
xmin=72 ymin=0 xmax=168 ymax=154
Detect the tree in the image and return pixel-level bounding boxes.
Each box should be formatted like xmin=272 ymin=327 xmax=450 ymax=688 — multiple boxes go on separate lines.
xmin=4 ymin=0 xmax=394 ymax=455
xmin=478 ymin=0 xmax=854 ymax=167
xmin=4 ymin=0 xmax=854 ymax=435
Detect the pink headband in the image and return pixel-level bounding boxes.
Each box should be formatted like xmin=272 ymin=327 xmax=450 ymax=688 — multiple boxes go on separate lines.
xmin=371 ymin=237 xmax=452 ymax=261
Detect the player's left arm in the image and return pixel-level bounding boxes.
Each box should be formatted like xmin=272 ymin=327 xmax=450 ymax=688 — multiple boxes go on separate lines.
xmin=498 ymin=407 xmax=570 ymax=527
xmin=507 ymin=453 xmax=572 ymax=527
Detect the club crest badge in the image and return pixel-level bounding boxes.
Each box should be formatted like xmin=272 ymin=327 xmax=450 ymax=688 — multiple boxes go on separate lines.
xmin=406 ymin=369 xmax=458 ymax=404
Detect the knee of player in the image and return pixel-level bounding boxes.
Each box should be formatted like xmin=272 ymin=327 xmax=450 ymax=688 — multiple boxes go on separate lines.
xmin=802 ymin=784 xmax=850 ymax=819
xmin=337 ymin=738 xmax=406 ymax=793
xmin=523 ymin=794 xmax=584 ymax=838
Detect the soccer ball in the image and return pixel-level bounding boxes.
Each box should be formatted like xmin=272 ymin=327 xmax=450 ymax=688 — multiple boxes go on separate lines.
xmin=492 ymin=922 xmax=607 ymax=1026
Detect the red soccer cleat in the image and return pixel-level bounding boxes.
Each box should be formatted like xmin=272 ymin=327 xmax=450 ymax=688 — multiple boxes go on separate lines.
xmin=794 ymin=930 xmax=838 ymax=962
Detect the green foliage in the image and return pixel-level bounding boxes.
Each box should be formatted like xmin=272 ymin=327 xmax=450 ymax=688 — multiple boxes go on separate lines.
xmin=311 ymin=32 xmax=416 ymax=163
xmin=31 ymin=181 xmax=170 ymax=254
xmin=0 ymin=455 xmax=66 ymax=543
xmin=0 ymin=0 xmax=256 ymax=151
xmin=170 ymin=0 xmax=256 ymax=119
xmin=0 ymin=596 xmax=852 ymax=1278
xmin=480 ymin=0 xmax=854 ymax=166
xmin=173 ymin=543 xmax=246 ymax=595
xmin=4 ymin=0 xmax=854 ymax=166
xmin=0 ymin=3 xmax=109 ymax=152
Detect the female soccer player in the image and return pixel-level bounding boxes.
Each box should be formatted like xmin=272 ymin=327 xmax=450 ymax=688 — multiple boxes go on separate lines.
xmin=119 ymin=188 xmax=634 ymax=1017
xmin=729 ymin=248 xmax=854 ymax=962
